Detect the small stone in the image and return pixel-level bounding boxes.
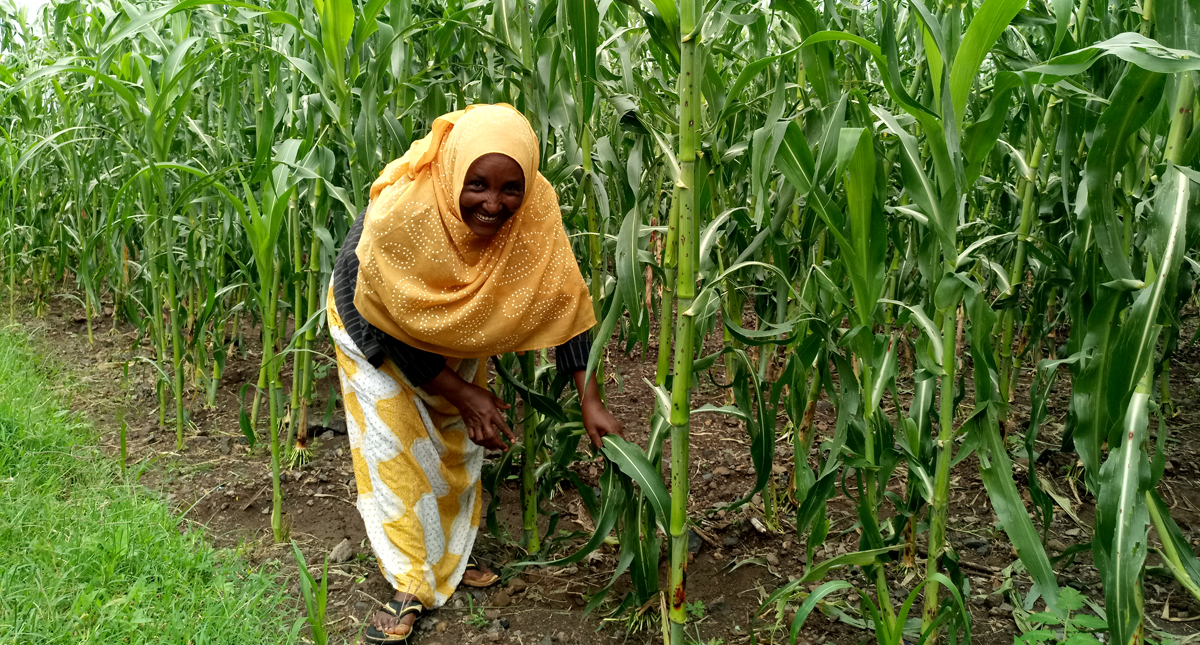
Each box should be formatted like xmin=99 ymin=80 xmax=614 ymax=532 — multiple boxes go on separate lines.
xmin=319 ymin=430 xmax=335 ymax=441
xmin=330 ymin=537 xmax=355 ymax=563
xmin=782 ymin=541 xmax=791 ymax=551
xmin=714 ymin=466 xmax=731 ymax=477
xmin=687 ymin=529 xmax=703 ymax=554
xmin=507 ymin=577 xmax=528 ymax=593
xmin=355 ymin=601 xmax=370 ymax=611
xmin=1047 ymin=538 xmax=1068 ymax=552
xmin=765 ymin=553 xmax=780 ymax=566
xmin=556 ymin=632 xmax=567 ymax=642
xmin=452 ymin=597 xmax=465 ymax=609
xmin=146 ymin=433 xmax=158 ymax=445
xmin=1065 ymin=528 xmax=1082 ymax=537
xmin=772 ymin=464 xmax=785 ymax=475
xmin=971 ymin=595 xmax=987 ymax=607
xmin=438 ymin=622 xmax=448 ymax=633
xmin=484 ymin=609 xmax=500 ymax=620
xmin=540 ymin=636 xmax=554 ymax=645
xmin=702 ymin=473 xmax=713 ymax=481
xmin=485 ymin=633 xmax=501 ymax=643
xmin=986 ymin=594 xmax=1003 ymax=609
xmin=493 ymin=590 xmax=512 ymax=607
xmin=723 ymin=536 xmax=739 ymax=547
xmin=261 ymin=506 xmax=269 ymax=515
xmin=218 ymin=437 xmax=231 ymax=455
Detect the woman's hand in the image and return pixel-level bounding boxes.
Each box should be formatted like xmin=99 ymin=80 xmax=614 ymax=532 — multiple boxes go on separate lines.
xmin=574 ymin=371 xmax=624 ymax=449
xmin=426 ymin=367 xmax=516 ymax=451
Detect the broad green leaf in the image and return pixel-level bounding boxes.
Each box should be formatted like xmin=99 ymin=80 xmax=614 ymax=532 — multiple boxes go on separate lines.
xmin=601 ymin=435 xmax=671 ymax=532
xmin=948 ymin=0 xmax=1028 ymax=127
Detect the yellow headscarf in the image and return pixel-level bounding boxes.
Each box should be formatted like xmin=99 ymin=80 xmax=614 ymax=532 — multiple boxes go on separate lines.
xmin=353 ymin=104 xmax=596 ymax=360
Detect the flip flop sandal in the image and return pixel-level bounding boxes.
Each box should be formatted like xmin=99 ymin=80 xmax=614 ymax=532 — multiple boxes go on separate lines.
xmin=460 ymin=555 xmax=500 ymax=588
xmin=364 ymin=599 xmax=424 ymax=643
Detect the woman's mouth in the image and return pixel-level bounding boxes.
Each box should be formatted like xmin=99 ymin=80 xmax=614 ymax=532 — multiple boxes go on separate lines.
xmin=475 ymin=211 xmax=503 ymax=225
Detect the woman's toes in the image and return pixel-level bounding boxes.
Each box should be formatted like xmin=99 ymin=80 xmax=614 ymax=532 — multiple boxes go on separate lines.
xmin=388 ymin=616 xmax=415 ymax=635
xmin=374 ymin=611 xmax=398 ymax=632
xmin=464 ymin=566 xmax=493 ymax=583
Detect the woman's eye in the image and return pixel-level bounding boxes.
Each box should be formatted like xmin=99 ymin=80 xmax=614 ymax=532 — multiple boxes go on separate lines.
xmin=468 ymin=180 xmax=486 ymax=190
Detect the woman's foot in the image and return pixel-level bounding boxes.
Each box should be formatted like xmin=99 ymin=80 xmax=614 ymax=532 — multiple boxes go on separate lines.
xmin=461 ymin=557 xmax=501 ymax=588
xmin=462 ymin=562 xmax=495 ymax=586
xmin=372 ymin=592 xmax=420 ymax=639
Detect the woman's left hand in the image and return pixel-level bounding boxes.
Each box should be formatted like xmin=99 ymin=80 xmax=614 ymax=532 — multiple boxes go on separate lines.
xmin=580 ymin=395 xmax=624 ymax=450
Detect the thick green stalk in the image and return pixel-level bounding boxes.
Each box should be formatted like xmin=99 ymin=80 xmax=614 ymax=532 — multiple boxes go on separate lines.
xmin=295 ymin=187 xmax=325 ymax=450
xmin=287 ymin=191 xmax=305 ymax=450
xmin=581 ymin=126 xmax=603 ymax=320
xmin=999 ymin=108 xmax=1052 ymax=405
xmin=1166 ymin=74 xmax=1194 ymax=165
xmin=265 ymin=260 xmax=284 ymax=542
xmin=860 ymin=360 xmax=898 ymax=631
xmin=921 ymin=300 xmax=959 ymax=638
xmin=668 ymin=0 xmax=700 ymax=638
xmin=656 ymin=185 xmax=681 ymax=385
xmin=166 ymin=226 xmax=185 ymax=450
xmin=520 ymin=351 xmax=540 ymax=553
xmin=519 ymin=0 xmax=540 ymax=148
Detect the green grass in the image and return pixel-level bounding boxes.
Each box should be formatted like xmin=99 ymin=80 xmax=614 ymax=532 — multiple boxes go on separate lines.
xmin=0 ymin=329 xmax=301 ymax=644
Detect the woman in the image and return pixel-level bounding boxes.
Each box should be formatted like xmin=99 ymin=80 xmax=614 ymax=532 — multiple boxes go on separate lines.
xmin=327 ymin=103 xmax=624 ymax=643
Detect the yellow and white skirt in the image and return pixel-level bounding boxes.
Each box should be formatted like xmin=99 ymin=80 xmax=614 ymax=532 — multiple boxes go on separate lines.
xmin=327 ymin=287 xmax=487 ymax=608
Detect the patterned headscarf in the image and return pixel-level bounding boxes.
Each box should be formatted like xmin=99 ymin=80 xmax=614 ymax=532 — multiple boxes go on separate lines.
xmin=353 ymin=104 xmax=596 ymax=359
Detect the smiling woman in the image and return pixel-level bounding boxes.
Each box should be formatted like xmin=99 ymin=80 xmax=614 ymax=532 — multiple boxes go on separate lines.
xmin=459 ymin=153 xmax=526 ymax=236
xmin=326 ymin=103 xmax=623 ymax=643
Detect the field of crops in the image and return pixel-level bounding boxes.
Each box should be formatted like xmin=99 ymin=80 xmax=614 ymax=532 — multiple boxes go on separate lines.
xmin=6 ymin=0 xmax=1200 ymax=642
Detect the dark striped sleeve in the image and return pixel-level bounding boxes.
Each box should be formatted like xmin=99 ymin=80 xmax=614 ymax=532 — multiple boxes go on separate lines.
xmin=555 ymin=331 xmax=592 ymax=376
xmin=333 ymin=208 xmax=447 ymax=386
xmin=375 ymin=331 xmax=446 ymax=387
xmin=333 ymin=209 xmax=383 ymax=365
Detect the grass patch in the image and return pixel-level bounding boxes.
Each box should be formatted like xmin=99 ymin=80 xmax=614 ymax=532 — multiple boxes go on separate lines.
xmin=0 ymin=330 xmax=301 ymax=644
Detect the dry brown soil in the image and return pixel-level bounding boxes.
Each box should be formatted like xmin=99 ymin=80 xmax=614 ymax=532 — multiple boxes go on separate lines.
xmin=17 ymin=293 xmax=1200 ymax=645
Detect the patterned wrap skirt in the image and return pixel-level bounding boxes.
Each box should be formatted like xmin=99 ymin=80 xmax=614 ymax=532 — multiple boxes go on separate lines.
xmin=327 ymin=285 xmax=487 ymax=608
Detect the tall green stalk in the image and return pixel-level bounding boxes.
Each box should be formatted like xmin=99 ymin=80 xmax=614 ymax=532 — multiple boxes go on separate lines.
xmin=999 ymin=106 xmax=1054 ymax=406
xmin=667 ymin=0 xmax=700 ymax=639
xmin=520 ymin=351 xmax=540 ymax=553
xmin=922 ymin=299 xmax=959 ymax=636
xmin=265 ymin=259 xmax=284 ymax=542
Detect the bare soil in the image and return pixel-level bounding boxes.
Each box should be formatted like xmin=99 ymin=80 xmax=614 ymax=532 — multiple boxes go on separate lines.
xmin=17 ymin=293 xmax=1200 ymax=645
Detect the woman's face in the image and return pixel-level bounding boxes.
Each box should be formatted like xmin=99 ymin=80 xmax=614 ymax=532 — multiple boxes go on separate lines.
xmin=459 ymin=153 xmax=526 ymax=237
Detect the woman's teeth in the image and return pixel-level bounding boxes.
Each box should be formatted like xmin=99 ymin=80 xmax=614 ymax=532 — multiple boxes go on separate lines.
xmin=476 ymin=212 xmax=501 ymax=223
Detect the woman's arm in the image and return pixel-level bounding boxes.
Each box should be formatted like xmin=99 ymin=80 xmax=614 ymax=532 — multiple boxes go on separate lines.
xmin=572 ymin=370 xmax=624 ymax=449
xmin=424 ymin=366 xmax=516 ymax=451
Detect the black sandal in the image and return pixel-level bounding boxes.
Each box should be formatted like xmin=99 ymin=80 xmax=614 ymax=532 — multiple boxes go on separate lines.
xmin=364 ymin=599 xmax=424 ymax=643
xmin=461 ymin=555 xmax=500 ymax=588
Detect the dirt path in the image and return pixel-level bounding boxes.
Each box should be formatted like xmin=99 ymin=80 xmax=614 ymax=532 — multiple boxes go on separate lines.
xmin=21 ymin=295 xmax=1200 ymax=645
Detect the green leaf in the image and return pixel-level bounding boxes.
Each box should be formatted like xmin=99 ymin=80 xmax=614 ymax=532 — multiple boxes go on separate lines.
xmin=565 ymin=0 xmax=600 ymax=121
xmin=601 ymin=435 xmax=670 ymax=532
xmin=1081 ymin=66 xmax=1166 ymax=283
xmin=614 ymin=206 xmax=643 ymax=335
xmin=948 ymin=0 xmax=1028 ymax=127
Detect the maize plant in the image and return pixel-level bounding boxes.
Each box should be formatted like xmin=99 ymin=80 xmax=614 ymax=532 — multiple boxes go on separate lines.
xmin=7 ymin=0 xmax=1200 ymax=642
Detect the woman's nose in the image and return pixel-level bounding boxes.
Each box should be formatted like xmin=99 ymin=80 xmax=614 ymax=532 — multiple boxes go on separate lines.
xmin=482 ymin=192 xmax=503 ymax=214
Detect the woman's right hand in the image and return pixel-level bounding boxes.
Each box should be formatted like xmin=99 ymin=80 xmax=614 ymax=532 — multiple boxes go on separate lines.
xmin=426 ymin=367 xmax=516 ymax=451
xmin=449 ymin=383 xmax=516 ymax=451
